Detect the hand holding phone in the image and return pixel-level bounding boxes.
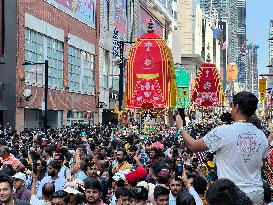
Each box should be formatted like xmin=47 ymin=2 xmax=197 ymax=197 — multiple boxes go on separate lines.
xmin=173 ymin=110 xmax=179 ymax=121
xmin=176 ymin=115 xmax=184 ymax=129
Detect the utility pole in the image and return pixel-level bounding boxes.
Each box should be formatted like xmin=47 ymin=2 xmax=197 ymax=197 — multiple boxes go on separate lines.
xmin=118 ymin=41 xmax=135 ymax=111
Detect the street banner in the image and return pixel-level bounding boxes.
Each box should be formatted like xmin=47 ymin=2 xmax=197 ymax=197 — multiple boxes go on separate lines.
xmin=44 ymin=0 xmax=96 ymax=28
xmin=259 ymin=79 xmax=267 ymax=93
xmin=114 ymin=0 xmax=127 ymax=39
xmin=226 ymin=63 xmax=238 ymax=82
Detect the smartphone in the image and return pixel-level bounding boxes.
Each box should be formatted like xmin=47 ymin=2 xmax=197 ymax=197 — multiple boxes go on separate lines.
xmin=176 ymin=163 xmax=183 ymax=176
xmin=173 ymin=110 xmax=179 ymax=121
xmin=178 ymin=108 xmax=186 ymax=127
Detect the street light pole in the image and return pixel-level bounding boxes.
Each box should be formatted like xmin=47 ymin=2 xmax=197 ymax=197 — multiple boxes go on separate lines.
xmin=44 ymin=60 xmax=48 ymax=129
xmin=118 ymin=40 xmax=135 ymax=111
xmin=119 ymin=41 xmax=124 ymax=111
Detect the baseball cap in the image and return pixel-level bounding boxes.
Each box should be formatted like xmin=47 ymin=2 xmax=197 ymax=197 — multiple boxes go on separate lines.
xmin=13 ymin=172 xmax=26 ymax=182
xmin=64 ymin=182 xmax=81 ymax=195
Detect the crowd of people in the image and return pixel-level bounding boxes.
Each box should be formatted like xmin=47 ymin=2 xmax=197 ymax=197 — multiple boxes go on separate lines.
xmin=0 ymin=91 xmax=271 ymax=205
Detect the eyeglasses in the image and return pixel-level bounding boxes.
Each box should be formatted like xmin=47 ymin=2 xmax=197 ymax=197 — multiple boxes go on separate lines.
xmin=36 ymin=163 xmax=42 ymax=166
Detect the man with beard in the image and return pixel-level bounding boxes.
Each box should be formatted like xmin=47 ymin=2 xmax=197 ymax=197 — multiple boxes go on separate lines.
xmin=84 ymin=178 xmax=106 ymax=205
xmin=176 ymin=91 xmax=268 ymax=205
xmin=0 ymin=173 xmax=29 ymax=205
xmin=84 ymin=162 xmax=99 ymax=180
xmin=112 ymin=148 xmax=131 ymax=174
xmin=169 ymin=177 xmax=184 ymax=205
xmin=37 ymin=160 xmax=67 ymax=199
xmin=129 ymin=145 xmax=149 ymax=169
xmin=42 ymin=147 xmax=53 ymax=165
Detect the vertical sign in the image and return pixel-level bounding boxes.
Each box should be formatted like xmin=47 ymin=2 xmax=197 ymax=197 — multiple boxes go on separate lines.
xmin=259 ymin=79 xmax=267 ymax=93
xmin=114 ymin=0 xmax=127 ymax=39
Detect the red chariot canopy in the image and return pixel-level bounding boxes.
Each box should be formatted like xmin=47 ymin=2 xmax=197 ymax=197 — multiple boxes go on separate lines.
xmin=126 ymin=25 xmax=176 ymax=109
xmin=191 ymin=63 xmax=223 ymax=107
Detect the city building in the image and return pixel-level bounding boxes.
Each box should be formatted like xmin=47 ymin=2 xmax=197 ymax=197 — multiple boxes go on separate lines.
xmin=16 ymin=0 xmax=100 ymax=130
xmin=0 ymin=0 xmax=17 ymax=130
xmin=237 ymin=0 xmax=247 ymax=87
xmin=200 ymin=0 xmax=240 ymax=91
xmin=247 ymin=43 xmax=259 ymax=96
xmin=174 ymin=0 xmax=204 ymax=81
xmin=226 ymin=0 xmax=239 ymax=65
xmin=268 ymin=20 xmax=273 ymax=88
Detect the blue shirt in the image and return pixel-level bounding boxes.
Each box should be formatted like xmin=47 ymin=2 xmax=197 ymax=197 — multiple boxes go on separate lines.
xmin=37 ymin=176 xmax=66 ymax=199
xmin=169 ymin=193 xmax=176 ymax=205
xmin=75 ymin=170 xmax=87 ymax=181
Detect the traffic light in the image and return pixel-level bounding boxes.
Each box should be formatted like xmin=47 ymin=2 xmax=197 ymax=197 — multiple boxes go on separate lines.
xmin=260 ymin=92 xmax=265 ymax=104
xmin=182 ymin=88 xmax=188 ymax=98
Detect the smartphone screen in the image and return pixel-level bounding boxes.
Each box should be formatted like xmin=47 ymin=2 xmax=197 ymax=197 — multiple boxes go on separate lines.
xmin=178 ymin=108 xmax=186 ymax=127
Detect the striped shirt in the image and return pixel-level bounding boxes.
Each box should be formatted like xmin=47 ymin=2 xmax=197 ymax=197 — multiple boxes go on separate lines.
xmin=1 ymin=154 xmax=22 ymax=170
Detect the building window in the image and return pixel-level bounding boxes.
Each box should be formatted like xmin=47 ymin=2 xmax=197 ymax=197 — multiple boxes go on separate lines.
xmin=82 ymin=51 xmax=95 ymax=94
xmin=24 ymin=28 xmax=64 ymax=88
xmin=68 ymin=46 xmax=81 ymax=92
xmin=24 ymin=29 xmax=45 ymax=85
xmin=104 ymin=0 xmax=110 ymax=30
xmin=174 ymin=11 xmax=177 ymax=20
xmin=167 ymin=0 xmax=172 ymax=12
xmin=68 ymin=46 xmax=95 ymax=95
xmin=47 ymin=38 xmax=64 ymax=89
xmin=112 ymin=66 xmax=119 ymax=91
xmin=102 ymin=50 xmax=110 ymax=89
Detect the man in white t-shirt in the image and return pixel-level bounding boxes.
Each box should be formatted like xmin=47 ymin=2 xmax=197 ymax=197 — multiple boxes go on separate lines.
xmin=176 ymin=91 xmax=268 ymax=205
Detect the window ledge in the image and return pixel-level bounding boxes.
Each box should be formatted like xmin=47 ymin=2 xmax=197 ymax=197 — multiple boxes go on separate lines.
xmin=67 ymin=90 xmax=95 ymax=96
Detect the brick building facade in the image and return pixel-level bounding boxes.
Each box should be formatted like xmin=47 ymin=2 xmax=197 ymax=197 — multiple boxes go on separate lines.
xmin=16 ymin=0 xmax=100 ymax=130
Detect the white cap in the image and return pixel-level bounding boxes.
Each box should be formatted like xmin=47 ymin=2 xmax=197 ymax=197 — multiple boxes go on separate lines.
xmin=64 ymin=182 xmax=81 ymax=195
xmin=13 ymin=172 xmax=26 ymax=182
